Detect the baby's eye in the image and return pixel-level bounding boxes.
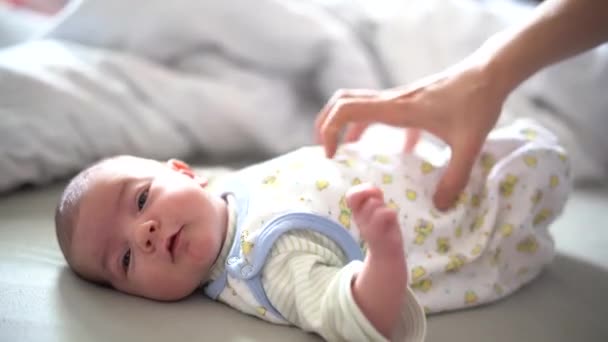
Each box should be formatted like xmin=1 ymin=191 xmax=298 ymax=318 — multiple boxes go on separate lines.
xmin=122 ymin=249 xmax=131 ymax=271
xmin=137 ymin=189 xmax=149 ymax=211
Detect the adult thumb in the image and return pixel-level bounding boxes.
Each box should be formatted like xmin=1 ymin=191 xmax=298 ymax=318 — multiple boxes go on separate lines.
xmin=433 ymin=145 xmax=478 ymax=210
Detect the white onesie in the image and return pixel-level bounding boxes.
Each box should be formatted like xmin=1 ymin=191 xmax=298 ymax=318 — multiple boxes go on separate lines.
xmin=204 ymin=120 xmax=570 ymax=341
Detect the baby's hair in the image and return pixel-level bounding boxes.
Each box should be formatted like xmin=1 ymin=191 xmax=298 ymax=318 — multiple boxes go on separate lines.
xmin=54 ymin=156 xmax=122 ymax=274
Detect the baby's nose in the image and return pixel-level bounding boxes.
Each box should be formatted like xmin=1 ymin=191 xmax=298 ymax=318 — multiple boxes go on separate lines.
xmin=136 ymin=220 xmax=160 ymax=253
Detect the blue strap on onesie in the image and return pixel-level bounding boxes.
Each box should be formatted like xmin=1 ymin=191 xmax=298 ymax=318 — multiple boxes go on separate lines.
xmin=204 ymin=181 xmax=363 ymax=321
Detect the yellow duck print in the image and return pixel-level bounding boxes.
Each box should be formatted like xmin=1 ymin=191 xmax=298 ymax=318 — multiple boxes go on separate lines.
xmin=517 ymin=235 xmax=539 ymax=253
xmin=373 ymin=154 xmax=391 ymax=164
xmin=256 ymin=307 xmax=267 ymax=316
xmin=382 ymin=174 xmax=393 ymax=184
xmin=338 ymin=196 xmax=352 ymax=229
xmin=436 ymin=237 xmax=451 ymax=254
xmin=465 ymin=291 xmax=478 ymax=305
xmin=421 ymin=161 xmax=435 ymax=174
xmin=524 ymin=155 xmax=538 ymax=168
xmin=470 ymin=194 xmax=481 ymax=208
xmin=339 ymin=196 xmax=347 ymax=209
xmin=500 ymin=223 xmax=514 ymax=238
xmin=338 ymin=211 xmax=351 ymax=229
xmin=490 ymin=248 xmax=502 ymax=267
xmin=352 ymin=177 xmax=362 ymax=186
xmin=262 ymin=175 xmax=277 ymax=185
xmin=387 ymin=199 xmax=400 ymax=213
xmin=241 ymin=230 xmax=254 ymax=255
xmin=520 ymin=128 xmax=538 ymax=140
xmin=411 ymin=279 xmax=433 ymax=293
xmin=445 ymin=254 xmax=467 ymax=272
xmin=414 ymin=219 xmax=434 ymax=245
xmin=316 ymin=179 xmax=329 ymax=191
xmin=480 ymin=153 xmax=496 ymax=174
xmin=454 ymin=226 xmax=463 ymax=238
xmin=411 ymin=266 xmax=427 ymax=282
xmin=415 ymin=219 xmax=434 ymax=235
xmin=550 ymin=175 xmax=560 ymax=188
xmin=470 ymin=213 xmax=486 ymax=232
xmin=406 ymin=189 xmax=417 ymax=201
xmin=533 ymin=208 xmax=552 ymax=226
xmin=454 ymin=192 xmax=467 ymax=208
xmin=471 ymin=244 xmax=483 ymax=256
xmin=338 ymin=158 xmax=355 ymax=168
xmin=531 ymin=189 xmax=543 ymax=205
xmin=499 ymin=174 xmax=519 ymax=198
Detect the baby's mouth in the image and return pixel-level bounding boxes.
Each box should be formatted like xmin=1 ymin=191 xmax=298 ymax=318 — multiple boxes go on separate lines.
xmin=167 ymin=226 xmax=183 ymax=261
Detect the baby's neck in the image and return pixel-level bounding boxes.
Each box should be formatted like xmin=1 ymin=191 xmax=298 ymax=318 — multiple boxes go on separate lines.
xmin=216 ymin=195 xmax=229 ymax=255
xmin=202 ymin=195 xmax=231 ymax=284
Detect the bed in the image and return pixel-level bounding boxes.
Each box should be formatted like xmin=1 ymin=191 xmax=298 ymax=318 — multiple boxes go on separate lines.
xmin=1 ymin=178 xmax=607 ymax=341
xmin=1 ymin=0 xmax=607 ymax=341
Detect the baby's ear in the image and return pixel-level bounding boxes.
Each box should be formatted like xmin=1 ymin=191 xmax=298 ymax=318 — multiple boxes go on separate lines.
xmin=166 ymin=159 xmax=208 ymax=187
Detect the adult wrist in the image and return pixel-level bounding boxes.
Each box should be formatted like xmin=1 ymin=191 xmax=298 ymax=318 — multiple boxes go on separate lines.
xmin=474 ymin=31 xmax=522 ymax=102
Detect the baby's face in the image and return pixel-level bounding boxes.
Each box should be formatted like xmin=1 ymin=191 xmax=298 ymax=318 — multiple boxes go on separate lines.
xmin=70 ymin=157 xmax=227 ymax=301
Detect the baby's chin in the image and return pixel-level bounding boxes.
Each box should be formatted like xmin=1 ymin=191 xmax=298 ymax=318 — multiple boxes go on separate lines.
xmin=131 ymin=273 xmax=210 ymax=302
xmin=138 ymin=284 xmax=199 ymax=302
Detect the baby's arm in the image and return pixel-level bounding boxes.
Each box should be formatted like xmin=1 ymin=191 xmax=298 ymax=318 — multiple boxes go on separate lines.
xmin=346 ymin=184 xmax=407 ymax=339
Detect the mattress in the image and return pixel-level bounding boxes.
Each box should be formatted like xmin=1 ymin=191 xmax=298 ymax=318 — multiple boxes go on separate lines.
xmin=1 ymin=178 xmax=607 ymax=341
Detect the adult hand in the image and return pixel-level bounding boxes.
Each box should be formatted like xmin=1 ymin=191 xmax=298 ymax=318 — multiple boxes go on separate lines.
xmin=315 ymin=58 xmax=506 ymax=210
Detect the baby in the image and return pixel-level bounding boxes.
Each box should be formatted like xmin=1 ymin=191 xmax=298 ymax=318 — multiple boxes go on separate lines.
xmin=55 ymin=120 xmax=570 ymax=342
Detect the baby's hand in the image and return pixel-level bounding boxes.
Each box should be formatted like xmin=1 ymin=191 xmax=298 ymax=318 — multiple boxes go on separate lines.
xmin=346 ymin=183 xmax=402 ymax=252
xmin=347 ymin=184 xmax=406 ymax=337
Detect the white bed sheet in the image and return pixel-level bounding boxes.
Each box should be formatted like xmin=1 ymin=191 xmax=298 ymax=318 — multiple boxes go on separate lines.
xmin=1 ymin=179 xmax=607 ymax=342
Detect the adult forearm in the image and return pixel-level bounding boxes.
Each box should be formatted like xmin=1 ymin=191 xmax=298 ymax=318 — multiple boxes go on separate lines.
xmin=481 ymin=0 xmax=608 ymax=97
xmin=352 ymin=248 xmax=407 ymax=339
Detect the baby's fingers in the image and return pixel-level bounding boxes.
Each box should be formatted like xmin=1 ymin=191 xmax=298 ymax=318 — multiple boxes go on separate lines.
xmin=365 ymin=207 xmax=402 ymax=252
xmin=370 ymin=207 xmax=399 ymax=233
xmin=345 ymin=183 xmax=383 ymax=215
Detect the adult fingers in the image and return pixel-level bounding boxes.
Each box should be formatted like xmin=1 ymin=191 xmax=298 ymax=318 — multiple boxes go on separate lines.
xmin=315 ymin=90 xmax=344 ymax=143
xmin=320 ymin=98 xmax=368 ymax=158
xmin=315 ymin=89 xmax=378 ymax=144
xmin=343 ymin=122 xmax=370 ymax=143
xmin=433 ymin=140 xmax=480 ymax=210
xmin=404 ymin=129 xmax=421 ymax=153
xmin=321 ymin=97 xmax=426 ymax=158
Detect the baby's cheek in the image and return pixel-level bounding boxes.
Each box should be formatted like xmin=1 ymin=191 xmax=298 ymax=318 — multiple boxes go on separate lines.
xmin=185 ymin=238 xmax=208 ymax=264
xmin=157 ymin=279 xmax=197 ymax=301
xmin=184 ymin=233 xmax=216 ymax=273
xmin=138 ymin=267 xmax=198 ymax=301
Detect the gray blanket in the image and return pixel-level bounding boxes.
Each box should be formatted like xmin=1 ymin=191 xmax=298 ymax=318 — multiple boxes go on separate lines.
xmin=1 ymin=0 xmax=606 ymax=193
